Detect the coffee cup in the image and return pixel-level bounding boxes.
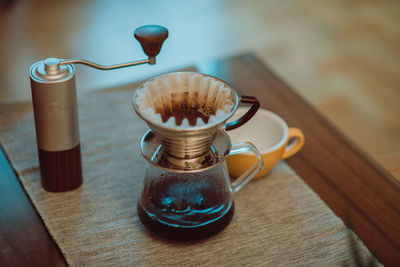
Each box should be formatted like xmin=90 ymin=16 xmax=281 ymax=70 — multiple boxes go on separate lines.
xmin=226 ymin=107 xmax=305 ymax=178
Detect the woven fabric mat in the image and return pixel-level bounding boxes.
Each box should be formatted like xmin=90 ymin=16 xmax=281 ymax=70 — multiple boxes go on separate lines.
xmin=0 ymin=79 xmax=379 ymax=266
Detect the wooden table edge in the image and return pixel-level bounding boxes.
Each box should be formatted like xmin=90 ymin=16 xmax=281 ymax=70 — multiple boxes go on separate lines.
xmin=199 ymin=53 xmax=400 ymax=266
xmin=0 ymin=144 xmax=67 ymax=266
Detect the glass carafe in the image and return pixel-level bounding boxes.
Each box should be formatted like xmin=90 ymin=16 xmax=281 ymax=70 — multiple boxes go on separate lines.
xmin=137 ymin=130 xmax=263 ymax=240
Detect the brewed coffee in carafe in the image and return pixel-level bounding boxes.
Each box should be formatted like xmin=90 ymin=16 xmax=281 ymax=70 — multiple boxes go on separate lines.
xmin=138 ymin=163 xmax=234 ymax=240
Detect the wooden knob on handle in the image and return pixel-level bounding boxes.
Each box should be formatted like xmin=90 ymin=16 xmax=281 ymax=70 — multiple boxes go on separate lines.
xmin=134 ymin=25 xmax=168 ymax=57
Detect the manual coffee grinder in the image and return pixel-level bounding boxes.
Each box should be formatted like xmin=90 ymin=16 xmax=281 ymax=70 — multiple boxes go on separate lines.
xmin=133 ymin=72 xmax=264 ymax=240
xmin=29 ymin=25 xmax=168 ymax=192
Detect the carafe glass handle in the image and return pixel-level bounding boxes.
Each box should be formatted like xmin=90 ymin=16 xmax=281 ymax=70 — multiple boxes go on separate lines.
xmin=229 ymin=142 xmax=264 ymax=193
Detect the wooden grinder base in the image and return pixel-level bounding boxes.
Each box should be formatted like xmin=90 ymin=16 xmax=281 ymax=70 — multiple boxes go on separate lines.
xmin=38 ymin=144 xmax=82 ymax=192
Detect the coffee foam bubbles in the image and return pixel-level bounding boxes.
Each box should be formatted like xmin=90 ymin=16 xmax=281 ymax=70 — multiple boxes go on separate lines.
xmin=135 ymin=72 xmax=235 ymax=129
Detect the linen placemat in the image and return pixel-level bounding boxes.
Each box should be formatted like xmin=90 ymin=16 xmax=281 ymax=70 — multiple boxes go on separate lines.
xmin=0 ymin=77 xmax=379 ymax=266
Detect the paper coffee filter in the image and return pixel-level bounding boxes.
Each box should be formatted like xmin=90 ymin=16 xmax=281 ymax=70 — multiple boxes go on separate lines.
xmin=135 ymin=72 xmax=235 ymax=129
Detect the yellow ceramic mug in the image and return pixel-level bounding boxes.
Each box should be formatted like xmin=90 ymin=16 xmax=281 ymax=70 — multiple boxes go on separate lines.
xmin=227 ymin=108 xmax=305 ymax=179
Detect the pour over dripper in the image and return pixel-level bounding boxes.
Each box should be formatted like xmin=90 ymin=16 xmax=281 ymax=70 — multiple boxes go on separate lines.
xmin=133 ymin=72 xmax=260 ymax=167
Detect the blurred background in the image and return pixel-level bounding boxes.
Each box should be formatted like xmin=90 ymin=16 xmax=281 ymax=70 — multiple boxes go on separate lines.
xmin=0 ymin=0 xmax=399 ymax=179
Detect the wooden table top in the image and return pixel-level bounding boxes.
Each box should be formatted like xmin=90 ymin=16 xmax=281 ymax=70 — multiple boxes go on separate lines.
xmin=1 ymin=53 xmax=399 ymax=266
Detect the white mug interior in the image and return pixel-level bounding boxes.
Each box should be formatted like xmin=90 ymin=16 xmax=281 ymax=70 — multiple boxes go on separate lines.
xmin=227 ymin=107 xmax=289 ymax=154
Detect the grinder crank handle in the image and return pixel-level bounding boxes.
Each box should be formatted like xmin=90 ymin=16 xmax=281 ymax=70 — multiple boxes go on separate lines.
xmin=225 ymin=95 xmax=260 ymax=131
xmin=59 ymin=25 xmax=168 ymax=69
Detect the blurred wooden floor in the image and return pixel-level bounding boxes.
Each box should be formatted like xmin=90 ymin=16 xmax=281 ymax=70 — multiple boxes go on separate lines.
xmin=1 ymin=0 xmax=399 ymax=180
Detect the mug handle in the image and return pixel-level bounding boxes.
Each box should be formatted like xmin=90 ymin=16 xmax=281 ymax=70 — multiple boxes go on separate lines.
xmin=225 ymin=95 xmax=260 ymax=131
xmin=228 ymin=142 xmax=264 ymax=193
xmin=282 ymin=127 xmax=305 ymax=159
